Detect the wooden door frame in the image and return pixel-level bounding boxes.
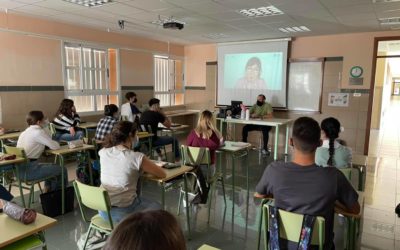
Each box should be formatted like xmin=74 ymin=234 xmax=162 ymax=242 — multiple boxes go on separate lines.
xmin=365 ymin=36 xmax=400 ymax=155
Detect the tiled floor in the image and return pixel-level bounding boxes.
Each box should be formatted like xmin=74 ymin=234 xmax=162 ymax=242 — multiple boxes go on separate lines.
xmin=7 ymin=97 xmax=400 ymax=249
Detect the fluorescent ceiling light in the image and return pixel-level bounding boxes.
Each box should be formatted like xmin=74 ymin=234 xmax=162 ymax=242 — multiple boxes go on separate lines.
xmin=237 ymin=6 xmax=284 ymax=17
xmin=203 ymin=33 xmax=229 ymax=39
xmin=278 ymin=26 xmax=311 ymax=33
xmin=373 ymin=0 xmax=400 ymax=3
xmin=379 ymin=17 xmax=400 ymax=25
xmin=62 ymin=0 xmax=113 ymax=7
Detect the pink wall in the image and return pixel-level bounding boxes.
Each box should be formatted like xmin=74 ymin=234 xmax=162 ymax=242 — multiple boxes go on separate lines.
xmin=184 ymin=44 xmax=216 ymax=86
xmin=0 ymin=12 xmax=184 ymax=57
xmin=185 ymin=30 xmax=400 ymax=89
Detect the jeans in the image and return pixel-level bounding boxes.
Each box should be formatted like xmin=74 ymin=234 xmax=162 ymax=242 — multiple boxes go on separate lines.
xmin=153 ymin=136 xmax=180 ymax=159
xmin=54 ymin=130 xmax=84 ymax=141
xmin=99 ymin=197 xmax=161 ymax=224
xmin=242 ymin=124 xmax=271 ymax=150
xmin=0 ymin=184 xmax=13 ymax=201
xmin=18 ymin=161 xmax=68 ymax=191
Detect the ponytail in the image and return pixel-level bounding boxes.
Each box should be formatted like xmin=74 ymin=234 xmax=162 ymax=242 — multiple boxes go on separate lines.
xmin=321 ymin=117 xmax=341 ymax=167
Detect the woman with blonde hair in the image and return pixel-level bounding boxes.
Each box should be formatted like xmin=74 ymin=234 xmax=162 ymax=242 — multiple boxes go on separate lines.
xmin=186 ymin=110 xmax=223 ymax=164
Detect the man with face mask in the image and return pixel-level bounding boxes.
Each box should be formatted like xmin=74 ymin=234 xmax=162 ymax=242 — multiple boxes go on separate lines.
xmin=242 ymin=94 xmax=273 ymax=155
xmin=121 ymin=92 xmax=141 ymax=123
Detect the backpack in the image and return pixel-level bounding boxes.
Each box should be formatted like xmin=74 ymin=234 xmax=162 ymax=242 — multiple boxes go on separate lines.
xmin=182 ymin=147 xmax=210 ymax=204
xmin=269 ymin=205 xmax=316 ymax=250
xmin=76 ymin=153 xmax=100 ymax=186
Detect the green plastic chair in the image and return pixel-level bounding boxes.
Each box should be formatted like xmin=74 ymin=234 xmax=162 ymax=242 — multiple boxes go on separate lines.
xmin=73 ymin=180 xmax=114 ymax=250
xmin=4 ymin=145 xmax=58 ymax=208
xmin=49 ymin=123 xmax=57 ymax=138
xmin=178 ymin=145 xmax=226 ymax=223
xmin=339 ymin=167 xmax=352 ymax=181
xmin=1 ymin=235 xmax=45 ymax=250
xmin=262 ymin=204 xmax=325 ymax=250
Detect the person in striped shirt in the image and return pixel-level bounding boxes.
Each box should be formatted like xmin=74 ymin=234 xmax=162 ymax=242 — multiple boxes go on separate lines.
xmin=52 ymin=99 xmax=84 ymax=141
xmin=95 ymin=104 xmax=119 ymax=142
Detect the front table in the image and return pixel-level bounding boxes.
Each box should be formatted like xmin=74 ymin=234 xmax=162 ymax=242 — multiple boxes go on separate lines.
xmin=217 ymin=118 xmax=292 ymax=160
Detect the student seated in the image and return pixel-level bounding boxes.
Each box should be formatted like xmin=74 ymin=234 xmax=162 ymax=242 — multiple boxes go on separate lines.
xmin=104 ymin=210 xmax=186 ymax=250
xmin=242 ymin=94 xmax=273 ymax=155
xmin=139 ymin=98 xmax=180 ymax=161
xmin=52 ymin=99 xmax=84 ymax=141
xmin=99 ymin=121 xmax=166 ymax=223
xmin=95 ymin=104 xmax=119 ymax=142
xmin=255 ymin=117 xmax=359 ymax=249
xmin=315 ymin=117 xmax=352 ymax=168
xmin=17 ymin=111 xmax=67 ymax=192
xmin=187 ymin=110 xmax=223 ymax=165
xmin=120 ymin=91 xmax=141 ymax=124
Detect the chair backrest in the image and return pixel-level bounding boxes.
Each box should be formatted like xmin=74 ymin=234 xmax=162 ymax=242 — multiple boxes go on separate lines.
xmin=339 ymin=167 xmax=352 ymax=181
xmin=263 ymin=205 xmax=325 ymax=249
xmin=181 ymin=145 xmax=211 ymax=166
xmin=120 ymin=115 xmax=129 ymax=121
xmin=73 ymin=180 xmax=113 ymax=229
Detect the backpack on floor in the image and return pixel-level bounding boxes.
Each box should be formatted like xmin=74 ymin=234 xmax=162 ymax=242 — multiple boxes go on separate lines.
xmin=76 ymin=153 xmax=100 ymax=186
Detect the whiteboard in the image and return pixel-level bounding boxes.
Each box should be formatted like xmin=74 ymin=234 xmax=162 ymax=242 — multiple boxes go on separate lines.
xmin=288 ymin=61 xmax=323 ymax=111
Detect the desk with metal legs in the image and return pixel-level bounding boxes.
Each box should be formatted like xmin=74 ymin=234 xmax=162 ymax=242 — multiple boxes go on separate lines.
xmin=217 ymin=118 xmax=292 ymax=161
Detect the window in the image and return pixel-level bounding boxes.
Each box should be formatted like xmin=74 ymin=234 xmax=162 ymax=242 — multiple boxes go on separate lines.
xmin=154 ymin=56 xmax=184 ymax=107
xmin=63 ymin=43 xmax=119 ymax=113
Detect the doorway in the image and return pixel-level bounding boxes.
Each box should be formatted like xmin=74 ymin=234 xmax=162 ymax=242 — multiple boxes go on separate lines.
xmin=367 ymin=39 xmax=400 ymax=155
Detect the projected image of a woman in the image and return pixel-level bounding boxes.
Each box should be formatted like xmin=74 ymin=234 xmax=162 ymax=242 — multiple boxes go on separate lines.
xmin=235 ymin=57 xmax=267 ymax=89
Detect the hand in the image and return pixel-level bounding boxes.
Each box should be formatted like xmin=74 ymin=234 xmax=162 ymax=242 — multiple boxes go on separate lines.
xmin=219 ymin=137 xmax=224 ymax=145
xmin=69 ymin=127 xmax=76 ymax=136
xmin=0 ymin=127 xmax=4 ymax=135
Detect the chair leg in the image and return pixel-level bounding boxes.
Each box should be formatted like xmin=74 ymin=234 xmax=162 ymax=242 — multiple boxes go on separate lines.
xmin=207 ymin=181 xmax=216 ymax=224
xmin=83 ymin=225 xmax=93 ymax=250
xmin=177 ymin=188 xmax=183 ymax=215
xmin=28 ymin=185 xmax=34 ymax=208
xmin=220 ymin=177 xmax=227 ymax=206
xmin=38 ymin=182 xmax=43 ymax=194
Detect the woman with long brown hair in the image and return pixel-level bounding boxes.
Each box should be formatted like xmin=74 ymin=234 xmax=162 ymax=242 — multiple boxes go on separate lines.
xmin=52 ymin=98 xmax=83 ymax=141
xmin=99 ymin=121 xmax=166 ymax=223
xmin=186 ymin=110 xmax=223 ymax=164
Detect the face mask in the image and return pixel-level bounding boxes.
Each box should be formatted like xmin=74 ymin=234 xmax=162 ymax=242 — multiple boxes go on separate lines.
xmin=256 ymin=101 xmax=264 ymax=106
xmin=133 ymin=97 xmax=137 ymax=103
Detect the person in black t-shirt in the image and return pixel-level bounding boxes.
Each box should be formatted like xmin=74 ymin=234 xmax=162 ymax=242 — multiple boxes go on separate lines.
xmin=255 ymin=117 xmax=360 ymax=250
xmin=140 ymin=98 xmax=180 ymax=161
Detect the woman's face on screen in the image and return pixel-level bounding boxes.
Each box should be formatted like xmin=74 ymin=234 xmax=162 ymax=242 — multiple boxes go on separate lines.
xmin=245 ymin=64 xmax=260 ymax=81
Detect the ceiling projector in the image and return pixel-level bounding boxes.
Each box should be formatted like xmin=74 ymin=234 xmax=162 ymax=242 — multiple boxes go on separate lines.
xmin=163 ymin=21 xmax=184 ymax=30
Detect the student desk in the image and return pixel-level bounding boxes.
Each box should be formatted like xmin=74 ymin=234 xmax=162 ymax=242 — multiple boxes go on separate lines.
xmin=143 ymin=165 xmax=193 ymax=238
xmin=0 ymin=212 xmax=56 ymax=248
xmin=217 ymin=141 xmax=251 ymax=231
xmin=335 ymin=191 xmax=364 ymax=250
xmin=198 ymin=244 xmax=221 ymax=250
xmin=217 ymin=118 xmax=293 ymax=160
xmin=164 ymin=109 xmax=200 ymax=118
xmin=0 ymin=132 xmax=21 ymax=151
xmin=46 ymin=144 xmax=94 ymax=214
xmin=77 ymin=122 xmax=98 ymax=138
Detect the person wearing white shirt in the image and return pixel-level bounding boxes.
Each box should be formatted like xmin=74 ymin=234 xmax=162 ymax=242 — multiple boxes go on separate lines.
xmin=99 ymin=120 xmax=166 ymax=223
xmin=120 ymin=92 xmax=141 ymax=123
xmin=17 ymin=111 xmax=67 ymax=192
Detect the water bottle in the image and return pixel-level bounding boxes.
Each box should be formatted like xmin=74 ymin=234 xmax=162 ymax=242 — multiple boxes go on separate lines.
xmin=240 ymin=110 xmax=245 ymax=120
xmin=245 ymin=109 xmax=250 ymax=120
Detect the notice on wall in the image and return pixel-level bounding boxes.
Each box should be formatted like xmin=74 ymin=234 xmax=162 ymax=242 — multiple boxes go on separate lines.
xmin=328 ymin=93 xmax=349 ymax=107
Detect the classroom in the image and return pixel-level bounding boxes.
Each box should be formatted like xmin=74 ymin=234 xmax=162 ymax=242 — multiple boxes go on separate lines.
xmin=0 ymin=0 xmax=399 ymax=249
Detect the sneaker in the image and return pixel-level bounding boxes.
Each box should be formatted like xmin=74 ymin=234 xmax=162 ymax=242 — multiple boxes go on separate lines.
xmin=261 ymin=149 xmax=270 ymax=156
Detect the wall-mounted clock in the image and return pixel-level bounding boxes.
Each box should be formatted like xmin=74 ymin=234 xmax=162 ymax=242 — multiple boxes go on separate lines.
xmin=350 ymin=66 xmax=363 ymax=78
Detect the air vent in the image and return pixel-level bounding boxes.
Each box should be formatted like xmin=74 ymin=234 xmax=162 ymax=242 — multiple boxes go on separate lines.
xmin=62 ymin=0 xmax=113 ymax=7
xmin=278 ymin=26 xmax=310 ymax=33
xmin=151 ymin=18 xmax=186 ymax=26
xmin=203 ymin=33 xmax=229 ymax=40
xmin=379 ymin=17 xmax=400 ymax=25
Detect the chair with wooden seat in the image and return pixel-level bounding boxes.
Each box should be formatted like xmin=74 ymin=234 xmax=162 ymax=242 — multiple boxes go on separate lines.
xmin=73 ymin=180 xmax=114 ymax=250
xmin=261 ymin=203 xmax=325 ymax=250
xmin=178 ymin=145 xmax=227 ymax=223
xmin=4 ymin=145 xmax=58 ymax=208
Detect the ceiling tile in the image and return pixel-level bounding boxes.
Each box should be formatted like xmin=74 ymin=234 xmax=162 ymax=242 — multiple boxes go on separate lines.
xmin=204 ymin=11 xmax=246 ymax=22
xmin=180 ymin=1 xmax=228 ymax=14
xmin=12 ymin=4 xmax=64 ymax=16
xmin=0 ymin=0 xmax=26 ymax=9
xmin=124 ymin=0 xmax=175 ymax=12
xmin=14 ymin=0 xmax=45 ymax=4
xmin=96 ymin=2 xmax=144 ymax=16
